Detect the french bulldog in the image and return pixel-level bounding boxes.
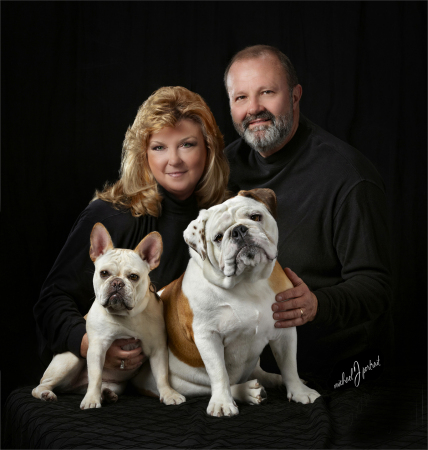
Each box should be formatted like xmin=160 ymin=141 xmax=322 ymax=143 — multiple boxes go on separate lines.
xmin=32 ymin=223 xmax=185 ymax=409
xmin=133 ymin=189 xmax=320 ymax=417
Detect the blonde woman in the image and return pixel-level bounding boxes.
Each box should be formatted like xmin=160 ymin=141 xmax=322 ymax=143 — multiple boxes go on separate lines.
xmin=34 ymin=86 xmax=229 ymax=372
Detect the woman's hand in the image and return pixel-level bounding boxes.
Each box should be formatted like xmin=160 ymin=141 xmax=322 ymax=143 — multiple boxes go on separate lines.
xmin=80 ymin=334 xmax=146 ymax=370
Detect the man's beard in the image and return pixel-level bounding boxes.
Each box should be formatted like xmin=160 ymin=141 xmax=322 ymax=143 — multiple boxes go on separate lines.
xmin=233 ymin=99 xmax=294 ymax=155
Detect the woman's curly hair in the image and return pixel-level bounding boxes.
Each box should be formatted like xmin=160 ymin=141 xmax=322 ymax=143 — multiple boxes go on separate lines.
xmin=94 ymin=86 xmax=229 ymax=217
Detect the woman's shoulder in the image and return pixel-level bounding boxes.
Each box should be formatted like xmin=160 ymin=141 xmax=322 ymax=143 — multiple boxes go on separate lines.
xmin=76 ymin=199 xmax=152 ymax=231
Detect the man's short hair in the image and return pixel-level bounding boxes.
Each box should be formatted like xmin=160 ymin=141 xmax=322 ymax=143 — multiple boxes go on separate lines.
xmin=224 ymin=45 xmax=299 ymax=92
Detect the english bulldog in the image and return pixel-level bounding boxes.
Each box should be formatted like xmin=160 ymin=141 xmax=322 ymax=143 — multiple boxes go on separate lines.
xmin=32 ymin=223 xmax=185 ymax=409
xmin=133 ymin=189 xmax=320 ymax=416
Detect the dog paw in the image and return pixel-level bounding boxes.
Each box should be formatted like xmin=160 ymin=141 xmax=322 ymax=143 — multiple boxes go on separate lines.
xmin=231 ymin=379 xmax=267 ymax=405
xmin=159 ymin=388 xmax=186 ymax=406
xmin=287 ymin=382 xmax=320 ymax=404
xmin=80 ymin=393 xmax=102 ymax=410
xmin=40 ymin=390 xmax=57 ymax=402
xmin=207 ymin=395 xmax=239 ymax=417
xmin=102 ymin=388 xmax=118 ymax=404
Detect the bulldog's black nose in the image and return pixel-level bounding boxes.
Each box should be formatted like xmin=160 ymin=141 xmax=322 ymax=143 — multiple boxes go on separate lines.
xmin=110 ymin=278 xmax=124 ymax=291
xmin=232 ymin=225 xmax=248 ymax=239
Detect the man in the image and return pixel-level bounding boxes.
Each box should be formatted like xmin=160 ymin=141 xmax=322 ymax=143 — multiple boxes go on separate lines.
xmin=224 ymin=45 xmax=393 ymax=382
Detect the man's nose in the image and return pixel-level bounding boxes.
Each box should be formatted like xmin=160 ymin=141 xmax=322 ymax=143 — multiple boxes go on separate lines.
xmin=247 ymin=96 xmax=264 ymax=116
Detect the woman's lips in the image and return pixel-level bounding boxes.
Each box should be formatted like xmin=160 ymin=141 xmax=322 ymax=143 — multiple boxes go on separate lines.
xmin=166 ymin=171 xmax=187 ymax=178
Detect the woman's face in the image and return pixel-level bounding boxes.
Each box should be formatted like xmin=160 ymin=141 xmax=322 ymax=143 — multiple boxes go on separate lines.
xmin=147 ymin=119 xmax=207 ymax=200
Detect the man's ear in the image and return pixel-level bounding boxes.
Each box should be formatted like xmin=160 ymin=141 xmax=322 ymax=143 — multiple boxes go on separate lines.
xmin=90 ymin=223 xmax=114 ymax=262
xmin=183 ymin=209 xmax=210 ymax=260
xmin=134 ymin=232 xmax=163 ymax=271
xmin=238 ymin=188 xmax=277 ymax=219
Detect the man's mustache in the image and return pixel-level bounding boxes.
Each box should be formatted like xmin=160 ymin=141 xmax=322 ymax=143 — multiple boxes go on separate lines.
xmin=242 ymin=110 xmax=275 ymax=131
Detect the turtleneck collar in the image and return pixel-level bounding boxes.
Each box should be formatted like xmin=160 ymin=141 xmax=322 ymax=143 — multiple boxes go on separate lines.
xmin=157 ymin=184 xmax=199 ymax=217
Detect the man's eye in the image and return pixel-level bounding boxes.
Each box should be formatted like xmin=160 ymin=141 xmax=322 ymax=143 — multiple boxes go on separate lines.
xmin=214 ymin=234 xmax=223 ymax=243
xmin=250 ymin=214 xmax=262 ymax=222
xmin=128 ymin=274 xmax=139 ymax=281
xmin=235 ymin=95 xmax=246 ymax=101
xmin=262 ymin=90 xmax=273 ymax=95
xmin=100 ymin=270 xmax=110 ymax=278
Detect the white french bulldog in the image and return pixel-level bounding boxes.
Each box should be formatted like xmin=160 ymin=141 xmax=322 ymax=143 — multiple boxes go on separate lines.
xmin=32 ymin=223 xmax=185 ymax=409
xmin=133 ymin=188 xmax=320 ymax=417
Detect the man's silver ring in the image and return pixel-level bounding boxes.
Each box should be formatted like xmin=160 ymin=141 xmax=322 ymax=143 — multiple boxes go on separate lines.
xmin=300 ymin=309 xmax=304 ymax=318
xmin=120 ymin=360 xmax=125 ymax=370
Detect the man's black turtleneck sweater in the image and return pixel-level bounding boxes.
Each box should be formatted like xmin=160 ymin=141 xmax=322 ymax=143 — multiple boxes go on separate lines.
xmin=34 ymin=187 xmax=199 ymax=366
xmin=225 ymin=115 xmax=393 ymax=377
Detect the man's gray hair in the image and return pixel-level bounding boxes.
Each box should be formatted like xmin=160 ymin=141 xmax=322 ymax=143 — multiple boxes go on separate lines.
xmin=224 ymin=45 xmax=299 ymax=91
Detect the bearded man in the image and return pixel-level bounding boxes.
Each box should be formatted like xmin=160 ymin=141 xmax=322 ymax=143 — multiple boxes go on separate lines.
xmin=224 ymin=45 xmax=393 ymax=382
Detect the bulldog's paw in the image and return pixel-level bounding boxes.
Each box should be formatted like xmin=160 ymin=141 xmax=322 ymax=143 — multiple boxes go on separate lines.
xmin=102 ymin=388 xmax=118 ymax=404
xmin=231 ymin=379 xmax=267 ymax=405
xmin=80 ymin=392 xmax=102 ymax=410
xmin=40 ymin=390 xmax=57 ymax=402
xmin=207 ymin=394 xmax=239 ymax=417
xmin=287 ymin=382 xmax=320 ymax=404
xmin=159 ymin=388 xmax=186 ymax=406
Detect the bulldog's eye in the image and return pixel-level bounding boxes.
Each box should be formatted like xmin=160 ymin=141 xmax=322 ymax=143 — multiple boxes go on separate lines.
xmin=100 ymin=270 xmax=110 ymax=278
xmin=214 ymin=234 xmax=223 ymax=243
xmin=250 ymin=214 xmax=262 ymax=222
xmin=128 ymin=274 xmax=140 ymax=282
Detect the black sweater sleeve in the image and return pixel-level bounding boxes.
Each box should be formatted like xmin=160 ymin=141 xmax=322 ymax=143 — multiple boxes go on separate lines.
xmin=312 ymin=180 xmax=392 ymax=331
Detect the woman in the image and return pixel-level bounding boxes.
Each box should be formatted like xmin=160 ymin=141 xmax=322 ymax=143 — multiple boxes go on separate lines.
xmin=34 ymin=86 xmax=229 ymax=373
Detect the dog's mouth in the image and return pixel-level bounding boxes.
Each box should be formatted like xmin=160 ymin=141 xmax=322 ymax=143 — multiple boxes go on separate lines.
xmin=236 ymin=245 xmax=270 ymax=266
xmin=105 ymin=293 xmax=133 ymax=311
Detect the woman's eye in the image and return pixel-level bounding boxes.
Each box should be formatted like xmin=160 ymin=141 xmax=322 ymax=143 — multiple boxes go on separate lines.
xmin=250 ymin=214 xmax=262 ymax=222
xmin=128 ymin=274 xmax=139 ymax=281
xmin=214 ymin=234 xmax=223 ymax=243
xmin=182 ymin=142 xmax=195 ymax=148
xmin=151 ymin=145 xmax=164 ymax=151
xmin=100 ymin=270 xmax=110 ymax=278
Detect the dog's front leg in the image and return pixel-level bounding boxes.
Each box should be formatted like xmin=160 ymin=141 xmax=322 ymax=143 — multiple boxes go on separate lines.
xmin=194 ymin=332 xmax=239 ymax=417
xmin=269 ymin=328 xmax=320 ymax=404
xmin=149 ymin=347 xmax=186 ymax=406
xmin=80 ymin=338 xmax=111 ymax=410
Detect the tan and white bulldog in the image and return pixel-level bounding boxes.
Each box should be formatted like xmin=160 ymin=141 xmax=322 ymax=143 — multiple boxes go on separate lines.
xmin=32 ymin=223 xmax=185 ymax=409
xmin=134 ymin=189 xmax=320 ymax=417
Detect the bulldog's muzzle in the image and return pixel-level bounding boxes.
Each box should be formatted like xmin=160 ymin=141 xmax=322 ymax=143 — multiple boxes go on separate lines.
xmin=231 ymin=225 xmax=249 ymax=244
xmin=105 ymin=278 xmax=132 ymax=311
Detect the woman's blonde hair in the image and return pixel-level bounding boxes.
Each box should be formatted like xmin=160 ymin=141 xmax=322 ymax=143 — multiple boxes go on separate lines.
xmin=95 ymin=86 xmax=229 ymax=217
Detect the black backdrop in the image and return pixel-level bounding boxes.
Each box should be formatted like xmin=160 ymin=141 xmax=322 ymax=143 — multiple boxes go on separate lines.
xmin=2 ymin=1 xmax=427 ymax=403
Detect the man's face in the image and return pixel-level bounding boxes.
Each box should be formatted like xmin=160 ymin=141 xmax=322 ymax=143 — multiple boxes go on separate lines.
xmin=227 ymin=55 xmax=301 ymax=156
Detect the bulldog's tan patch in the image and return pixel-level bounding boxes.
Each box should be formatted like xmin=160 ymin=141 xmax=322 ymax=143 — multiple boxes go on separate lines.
xmin=268 ymin=261 xmax=293 ymax=294
xmin=161 ymin=274 xmax=204 ymax=368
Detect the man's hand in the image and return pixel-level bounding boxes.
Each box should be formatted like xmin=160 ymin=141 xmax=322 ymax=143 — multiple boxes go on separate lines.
xmin=80 ymin=334 xmax=146 ymax=370
xmin=272 ymin=268 xmax=318 ymax=327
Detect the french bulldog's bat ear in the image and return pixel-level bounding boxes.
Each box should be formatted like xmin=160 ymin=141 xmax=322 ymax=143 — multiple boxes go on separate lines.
xmin=183 ymin=210 xmax=209 ymax=260
xmin=238 ymin=188 xmax=277 ymax=219
xmin=134 ymin=231 xmax=163 ymax=271
xmin=90 ymin=223 xmax=114 ymax=262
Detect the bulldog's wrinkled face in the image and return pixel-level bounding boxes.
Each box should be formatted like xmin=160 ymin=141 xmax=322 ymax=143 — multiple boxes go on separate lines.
xmin=90 ymin=224 xmax=163 ymax=315
xmin=184 ymin=190 xmax=278 ymax=286
xmin=93 ymin=250 xmax=150 ymax=314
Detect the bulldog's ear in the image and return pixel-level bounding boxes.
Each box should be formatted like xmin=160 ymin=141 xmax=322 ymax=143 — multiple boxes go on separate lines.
xmin=134 ymin=232 xmax=163 ymax=271
xmin=90 ymin=223 xmax=114 ymax=262
xmin=184 ymin=210 xmax=209 ymax=261
xmin=238 ymin=188 xmax=277 ymax=219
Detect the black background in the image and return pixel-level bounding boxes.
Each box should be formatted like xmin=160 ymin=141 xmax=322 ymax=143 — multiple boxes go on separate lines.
xmin=2 ymin=1 xmax=426 ymax=403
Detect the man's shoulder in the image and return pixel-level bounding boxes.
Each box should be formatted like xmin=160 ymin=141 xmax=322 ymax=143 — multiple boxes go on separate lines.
xmin=225 ymin=137 xmax=246 ymax=160
xmin=304 ymin=117 xmax=383 ymax=186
